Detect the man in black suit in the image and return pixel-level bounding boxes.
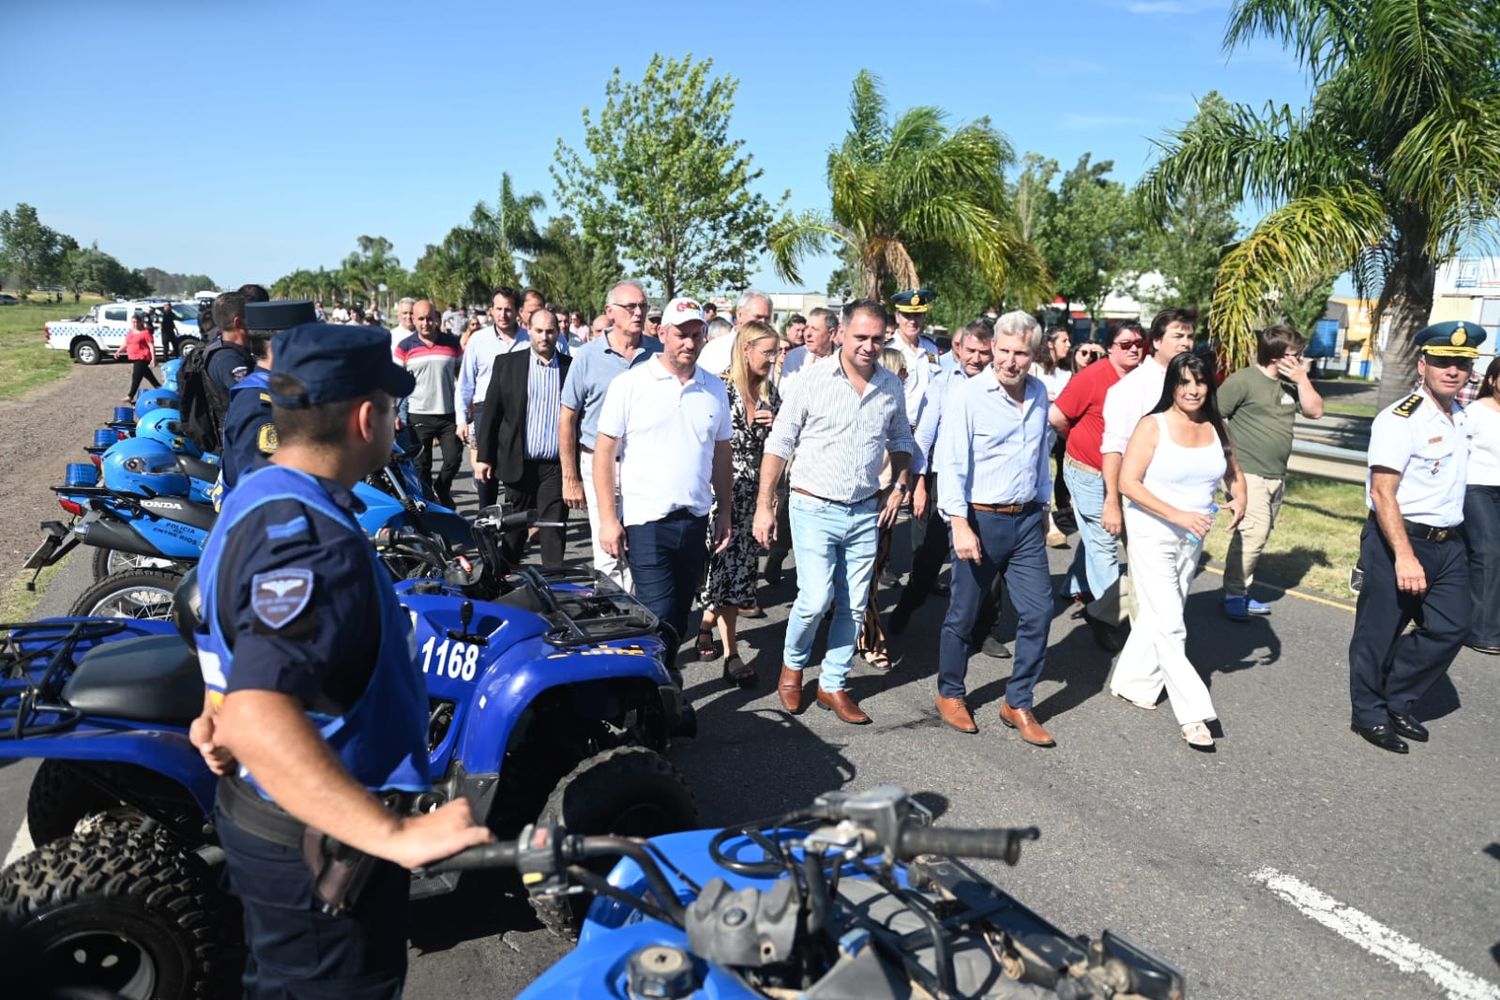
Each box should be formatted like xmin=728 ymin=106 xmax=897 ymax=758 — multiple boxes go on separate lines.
xmin=473 ymin=309 xmax=571 ymax=566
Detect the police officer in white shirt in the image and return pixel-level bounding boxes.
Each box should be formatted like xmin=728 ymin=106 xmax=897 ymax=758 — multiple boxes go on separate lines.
xmin=1348 ymin=321 xmax=1485 ymax=753
xmin=890 ymin=289 xmax=942 ymax=427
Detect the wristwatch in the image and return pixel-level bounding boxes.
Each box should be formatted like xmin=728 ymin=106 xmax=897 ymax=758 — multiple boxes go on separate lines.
xmin=894 ymin=480 xmax=909 ymax=496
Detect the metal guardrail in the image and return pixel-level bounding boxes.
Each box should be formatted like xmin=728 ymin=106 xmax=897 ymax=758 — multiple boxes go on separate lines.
xmin=1288 ymin=439 xmax=1365 ymax=484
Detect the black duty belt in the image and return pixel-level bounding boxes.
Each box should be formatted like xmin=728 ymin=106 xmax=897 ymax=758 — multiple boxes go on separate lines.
xmin=217 ymin=773 xmax=306 ymax=848
xmin=1404 ymin=519 xmax=1463 ymax=543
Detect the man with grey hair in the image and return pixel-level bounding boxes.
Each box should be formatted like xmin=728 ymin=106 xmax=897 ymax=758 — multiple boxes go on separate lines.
xmin=699 ymin=289 xmax=771 ymax=375
xmin=390 ymin=297 xmax=417 ymax=358
xmin=933 ymin=311 xmax=1056 ymax=742
xmin=560 ymin=279 xmax=662 ymax=586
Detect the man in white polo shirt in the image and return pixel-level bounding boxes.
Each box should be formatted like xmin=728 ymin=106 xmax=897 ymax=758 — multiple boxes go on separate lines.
xmin=593 ymin=297 xmax=733 ymax=651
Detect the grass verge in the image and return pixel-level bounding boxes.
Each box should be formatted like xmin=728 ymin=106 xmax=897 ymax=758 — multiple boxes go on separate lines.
xmin=1202 ymin=473 xmax=1365 ymax=600
xmin=0 ymin=298 xmax=103 ymax=402
xmin=1321 ymin=399 xmax=1378 ymax=419
xmin=0 ymin=558 xmax=68 ymax=622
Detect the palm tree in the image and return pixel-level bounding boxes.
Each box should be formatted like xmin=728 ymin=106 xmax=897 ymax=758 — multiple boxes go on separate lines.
xmin=470 ymin=173 xmax=551 ymax=277
xmin=1141 ymin=0 xmax=1500 ymax=405
xmin=770 ymin=71 xmax=1048 ymax=306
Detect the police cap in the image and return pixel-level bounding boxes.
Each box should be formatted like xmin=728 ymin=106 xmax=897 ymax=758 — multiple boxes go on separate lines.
xmin=892 ymin=288 xmax=935 ymax=314
xmin=246 ymin=299 xmax=317 ymax=332
xmin=1416 ymin=320 xmax=1487 ymax=359
xmin=270 ymin=324 xmax=415 ymax=408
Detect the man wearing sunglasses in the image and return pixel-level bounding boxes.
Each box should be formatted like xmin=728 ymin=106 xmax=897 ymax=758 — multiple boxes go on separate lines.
xmin=1048 ymin=322 xmax=1147 ymax=650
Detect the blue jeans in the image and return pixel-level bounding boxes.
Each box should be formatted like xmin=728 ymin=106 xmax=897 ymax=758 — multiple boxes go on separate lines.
xmin=1463 ymin=485 xmax=1500 ymax=647
xmin=626 ymin=509 xmax=710 ymax=648
xmin=939 ymin=506 xmax=1053 ymax=705
xmin=1062 ymin=459 xmax=1119 ymax=600
xmin=784 ymin=493 xmax=880 ymax=692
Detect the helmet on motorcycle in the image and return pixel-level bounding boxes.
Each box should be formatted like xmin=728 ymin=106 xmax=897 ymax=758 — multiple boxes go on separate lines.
xmin=135 ymin=408 xmax=203 ymax=458
xmin=160 ymin=357 xmax=184 ymax=390
xmin=101 ymin=437 xmax=191 ymax=498
xmin=134 ymin=388 xmax=181 ymax=422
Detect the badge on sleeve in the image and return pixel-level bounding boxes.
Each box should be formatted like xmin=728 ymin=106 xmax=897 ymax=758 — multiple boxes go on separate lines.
xmin=257 ymin=422 xmax=279 ymax=455
xmin=251 ymin=569 xmax=314 ymax=629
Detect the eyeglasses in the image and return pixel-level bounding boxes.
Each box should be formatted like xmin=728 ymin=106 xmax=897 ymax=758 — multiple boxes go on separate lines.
xmin=611 ymin=301 xmax=648 ymax=312
xmin=1111 ymin=339 xmax=1145 ymax=351
xmin=751 ymin=344 xmax=782 ymax=358
xmin=1077 ymin=349 xmax=1105 ymax=360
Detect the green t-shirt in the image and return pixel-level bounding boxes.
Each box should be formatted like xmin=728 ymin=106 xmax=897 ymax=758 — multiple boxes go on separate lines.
xmin=1219 ymin=366 xmax=1301 ymax=478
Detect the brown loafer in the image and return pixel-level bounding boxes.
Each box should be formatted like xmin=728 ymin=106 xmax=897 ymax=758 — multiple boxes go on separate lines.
xmin=777 ymin=665 xmax=805 ymax=713
xmin=816 ymin=687 xmax=871 ymax=725
xmin=935 ymin=695 xmax=978 ymax=734
xmin=998 ymin=701 xmax=1055 ymax=747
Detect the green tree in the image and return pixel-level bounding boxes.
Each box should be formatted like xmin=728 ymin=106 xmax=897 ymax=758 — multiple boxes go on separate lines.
xmin=1277 ymin=271 xmax=1338 ymax=339
xmin=409 ymin=224 xmax=513 ymax=309
xmin=339 ymin=236 xmax=404 ymax=311
xmin=525 ymin=215 xmax=622 ymax=314
xmin=554 ymin=54 xmax=782 ymax=299
xmin=770 ymin=71 xmax=1048 ymax=308
xmin=1141 ymin=0 xmax=1500 ymax=406
xmin=1041 ymin=154 xmax=1138 ymax=332
xmin=0 ymin=203 xmax=66 ymax=294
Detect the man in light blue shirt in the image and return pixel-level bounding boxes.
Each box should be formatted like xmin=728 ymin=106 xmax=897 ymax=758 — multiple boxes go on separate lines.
xmin=933 ymin=312 xmax=1056 ymax=744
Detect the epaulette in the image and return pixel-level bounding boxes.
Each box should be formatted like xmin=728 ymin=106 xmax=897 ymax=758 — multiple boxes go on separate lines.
xmin=1392 ymin=393 xmax=1423 ymax=418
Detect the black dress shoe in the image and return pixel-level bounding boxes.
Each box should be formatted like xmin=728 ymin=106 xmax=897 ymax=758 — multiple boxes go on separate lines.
xmin=764 ymin=553 xmax=785 ymax=586
xmin=971 ymin=636 xmax=1011 ymax=659
xmin=1387 ymin=711 xmax=1429 ymax=742
xmin=1080 ymin=607 xmax=1124 ymax=653
xmin=1351 ymin=722 xmax=1409 ymax=754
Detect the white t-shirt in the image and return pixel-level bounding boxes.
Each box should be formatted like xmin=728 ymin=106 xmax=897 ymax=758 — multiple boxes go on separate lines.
xmin=696 ymin=332 xmax=736 ymax=377
xmin=1101 ymin=354 xmax=1168 ymax=456
xmin=596 ymin=357 xmax=733 ymax=526
xmin=1466 ymin=397 xmax=1500 ymax=487
xmin=1031 ymin=363 xmax=1071 ymax=400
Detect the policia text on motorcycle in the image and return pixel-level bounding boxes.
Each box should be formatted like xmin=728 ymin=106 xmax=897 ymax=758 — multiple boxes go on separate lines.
xmin=189 ymin=323 xmax=492 ymax=997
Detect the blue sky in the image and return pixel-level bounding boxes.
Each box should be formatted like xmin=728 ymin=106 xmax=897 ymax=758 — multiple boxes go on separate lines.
xmin=0 ymin=0 xmax=1316 ymax=295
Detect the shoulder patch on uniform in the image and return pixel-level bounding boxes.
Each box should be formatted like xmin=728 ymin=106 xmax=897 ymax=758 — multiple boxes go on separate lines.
xmin=265 ymin=515 xmax=308 ymax=540
xmin=250 ymin=569 xmax=314 ymax=629
xmin=257 ymin=422 xmax=279 ymax=455
xmin=258 ymin=392 xmax=272 ymax=404
xmin=1393 ymin=393 xmax=1423 ymax=418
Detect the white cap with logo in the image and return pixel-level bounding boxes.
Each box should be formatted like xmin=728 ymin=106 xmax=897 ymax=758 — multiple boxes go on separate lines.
xmin=660 ymin=297 xmax=706 ymax=328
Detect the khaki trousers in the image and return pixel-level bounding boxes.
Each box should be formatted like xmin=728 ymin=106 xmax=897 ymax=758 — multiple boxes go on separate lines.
xmin=1223 ymin=473 xmax=1285 ymax=596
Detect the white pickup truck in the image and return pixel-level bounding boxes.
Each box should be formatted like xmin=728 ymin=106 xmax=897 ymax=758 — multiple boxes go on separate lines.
xmin=44 ymin=300 xmax=203 ymax=365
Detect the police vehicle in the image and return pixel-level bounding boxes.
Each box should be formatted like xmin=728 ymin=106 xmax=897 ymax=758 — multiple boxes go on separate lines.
xmin=44 ymin=299 xmax=203 ymax=365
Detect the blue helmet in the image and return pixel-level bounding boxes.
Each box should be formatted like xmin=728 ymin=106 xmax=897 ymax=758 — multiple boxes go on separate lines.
xmin=101 ymin=437 xmax=191 ymax=498
xmin=134 ymin=388 xmax=181 ymax=422
xmin=135 ymin=408 xmax=202 ymax=458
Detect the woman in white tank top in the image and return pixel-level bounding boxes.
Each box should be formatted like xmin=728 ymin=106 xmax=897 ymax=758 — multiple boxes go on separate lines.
xmin=1108 ymin=353 xmax=1246 ymax=749
xmin=1463 ymin=358 xmax=1500 ymax=653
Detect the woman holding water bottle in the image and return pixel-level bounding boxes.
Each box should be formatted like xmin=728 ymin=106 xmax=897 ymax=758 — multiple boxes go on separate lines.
xmin=1109 ymin=352 xmax=1246 ymax=749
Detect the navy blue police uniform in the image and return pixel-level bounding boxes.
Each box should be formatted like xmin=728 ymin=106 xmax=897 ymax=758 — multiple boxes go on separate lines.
xmin=219 ymin=301 xmax=318 ymax=494
xmin=195 ymin=323 xmax=426 ymax=997
xmin=1348 ymin=321 xmax=1484 ymax=753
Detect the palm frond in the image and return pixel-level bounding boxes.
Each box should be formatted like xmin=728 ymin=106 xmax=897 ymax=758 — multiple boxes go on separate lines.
xmin=767 ymin=211 xmax=849 ymax=286
xmin=1385 ymin=96 xmax=1500 ymax=259
xmin=845 ymin=70 xmax=888 ymax=164
xmin=1209 ymin=181 xmax=1390 ymax=369
xmin=1223 ymin=0 xmax=1361 ymax=79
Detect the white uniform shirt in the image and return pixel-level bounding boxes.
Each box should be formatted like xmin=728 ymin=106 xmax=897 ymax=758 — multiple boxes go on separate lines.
xmin=1367 ymin=390 xmax=1469 ymax=527
xmin=596 ymin=357 xmax=733 ymax=526
xmin=893 ymin=333 xmax=941 ymax=426
xmin=1100 ymin=354 xmax=1168 ymax=456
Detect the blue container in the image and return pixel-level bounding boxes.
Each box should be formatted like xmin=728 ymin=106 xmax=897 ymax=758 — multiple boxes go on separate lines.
xmin=65 ymin=463 xmax=99 ymax=487
xmin=92 ymin=428 xmax=118 ymax=448
xmin=113 ymin=405 xmax=135 ymax=423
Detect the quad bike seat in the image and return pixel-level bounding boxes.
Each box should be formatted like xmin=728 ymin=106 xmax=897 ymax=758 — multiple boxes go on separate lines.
xmin=62 ymin=634 xmax=204 ymax=726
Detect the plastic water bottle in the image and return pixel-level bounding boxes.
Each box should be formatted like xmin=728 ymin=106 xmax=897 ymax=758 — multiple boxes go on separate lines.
xmin=1186 ymin=503 xmax=1220 ymax=545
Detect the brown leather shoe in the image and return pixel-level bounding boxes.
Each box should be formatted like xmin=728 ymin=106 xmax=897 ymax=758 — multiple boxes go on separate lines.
xmin=777 ymin=665 xmax=805 ymax=713
xmin=935 ymin=696 xmax=978 ymax=734
xmin=998 ymin=701 xmax=1055 ymax=747
xmin=816 ymin=687 xmax=871 ymax=725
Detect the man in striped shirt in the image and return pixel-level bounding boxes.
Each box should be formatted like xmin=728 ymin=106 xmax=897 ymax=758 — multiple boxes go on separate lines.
xmin=754 ymin=300 xmax=915 ymax=725
xmin=395 ymin=300 xmax=464 ymax=507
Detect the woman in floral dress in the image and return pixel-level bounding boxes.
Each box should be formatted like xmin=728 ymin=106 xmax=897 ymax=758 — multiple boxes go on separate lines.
xmin=697 ymin=320 xmax=781 ymax=686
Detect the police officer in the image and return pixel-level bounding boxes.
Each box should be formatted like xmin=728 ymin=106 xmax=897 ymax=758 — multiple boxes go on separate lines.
xmin=219 ymin=299 xmax=318 ymax=494
xmin=189 ymin=323 xmax=491 ymax=996
xmin=1348 ymin=321 xmax=1485 ymax=754
xmin=890 ymin=288 xmax=942 ymax=428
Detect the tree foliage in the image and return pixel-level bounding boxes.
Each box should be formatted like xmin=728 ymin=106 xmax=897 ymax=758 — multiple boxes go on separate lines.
xmin=525 ymin=215 xmax=622 ymax=314
xmin=141 ymin=267 xmax=217 ymax=297
xmin=1140 ymin=0 xmax=1500 ymax=403
xmin=0 ymin=203 xmax=66 ymax=292
xmin=554 ymin=54 xmax=781 ymax=299
xmin=1038 ymin=154 xmax=1138 ymax=329
xmin=339 ymin=235 xmax=403 ymax=309
xmin=771 ymin=71 xmax=1048 ymax=308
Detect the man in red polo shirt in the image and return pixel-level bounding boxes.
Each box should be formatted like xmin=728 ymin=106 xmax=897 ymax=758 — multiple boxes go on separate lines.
xmin=1049 ymin=322 xmax=1146 ymax=650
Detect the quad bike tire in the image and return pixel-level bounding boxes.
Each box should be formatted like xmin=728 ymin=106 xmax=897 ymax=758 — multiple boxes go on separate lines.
xmin=0 ymin=817 xmax=230 ymax=1000
xmin=27 ymin=759 xmax=204 ymax=847
xmin=530 ymin=745 xmax=697 ymax=940
xmin=68 ymin=567 xmax=182 ymax=620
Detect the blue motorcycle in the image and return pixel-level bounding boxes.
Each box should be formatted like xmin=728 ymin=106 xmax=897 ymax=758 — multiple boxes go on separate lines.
xmin=421 ymin=784 xmax=1187 ymax=999
xmin=0 ymin=506 xmax=695 ymax=999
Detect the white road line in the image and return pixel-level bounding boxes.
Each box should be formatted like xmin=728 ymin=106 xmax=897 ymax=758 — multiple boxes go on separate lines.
xmin=1251 ymin=867 xmax=1500 ymax=1000
xmin=3 ymin=821 xmax=32 ymax=868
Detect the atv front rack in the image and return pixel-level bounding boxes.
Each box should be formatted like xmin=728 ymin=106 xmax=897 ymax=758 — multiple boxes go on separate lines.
xmin=508 ymin=566 xmax=663 ymax=647
xmin=0 ymin=619 xmax=132 ymax=738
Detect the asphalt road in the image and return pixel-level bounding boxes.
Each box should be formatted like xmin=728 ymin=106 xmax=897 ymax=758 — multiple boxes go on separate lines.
xmin=4 ymin=480 xmax=1498 ymax=999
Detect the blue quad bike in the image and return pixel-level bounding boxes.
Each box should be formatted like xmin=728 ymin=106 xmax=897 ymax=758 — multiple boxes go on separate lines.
xmin=418 ymin=784 xmax=1188 ymax=999
xmin=0 ymin=506 xmax=697 ymax=998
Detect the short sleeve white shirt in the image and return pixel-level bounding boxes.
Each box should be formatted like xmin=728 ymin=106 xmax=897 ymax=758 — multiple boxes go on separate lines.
xmin=1101 ymin=355 xmax=1167 ymax=456
xmin=894 ymin=334 xmax=942 ymax=426
xmin=696 ymin=333 xmax=736 ymax=377
xmin=596 ymin=357 xmax=733 ymax=526
xmin=1466 ymin=398 xmax=1500 ymax=487
xmin=1367 ymin=390 xmax=1469 ymax=526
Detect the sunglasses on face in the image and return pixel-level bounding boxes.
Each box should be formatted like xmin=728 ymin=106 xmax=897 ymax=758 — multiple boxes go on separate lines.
xmin=1078 ymin=349 xmax=1104 ymax=360
xmin=1112 ymin=339 xmax=1145 ymax=351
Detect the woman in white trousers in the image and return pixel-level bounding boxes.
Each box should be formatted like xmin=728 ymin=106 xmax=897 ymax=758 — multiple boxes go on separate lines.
xmin=1110 ymin=352 xmax=1245 ymax=748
